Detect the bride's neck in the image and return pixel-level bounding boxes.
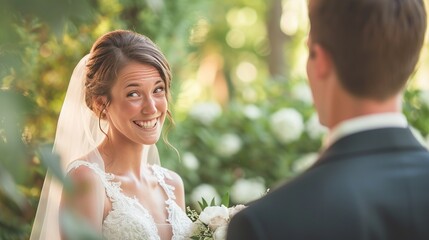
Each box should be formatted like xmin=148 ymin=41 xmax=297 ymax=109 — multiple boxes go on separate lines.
xmin=98 ymin=138 xmax=149 ymax=175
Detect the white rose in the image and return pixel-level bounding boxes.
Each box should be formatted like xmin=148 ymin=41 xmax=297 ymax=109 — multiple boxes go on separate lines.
xmin=199 ymin=205 xmax=229 ymax=230
xmin=231 ymin=178 xmax=266 ymax=204
xmin=228 ymin=204 xmax=246 ymax=218
xmin=291 ymin=82 xmax=313 ymax=104
xmin=190 ymin=184 xmax=220 ymax=206
xmin=189 ymin=102 xmax=222 ymax=125
xmin=292 ymin=153 xmax=318 ymax=173
xmin=216 ymin=133 xmax=242 ymax=157
xmin=182 ymin=152 xmax=199 ymax=170
xmin=306 ymin=113 xmax=327 ymax=140
xmin=213 ymin=225 xmax=228 ymax=240
xmin=243 ymin=104 xmax=261 ymax=120
xmin=269 ymin=108 xmax=304 ymax=143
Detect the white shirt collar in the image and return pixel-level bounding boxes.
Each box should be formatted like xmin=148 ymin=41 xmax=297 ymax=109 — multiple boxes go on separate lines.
xmin=325 ymin=112 xmax=408 ymax=147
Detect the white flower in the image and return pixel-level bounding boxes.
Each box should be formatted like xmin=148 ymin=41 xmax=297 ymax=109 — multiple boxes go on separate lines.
xmin=189 ymin=102 xmax=222 ymax=125
xmin=292 ymin=153 xmax=318 ymax=173
xmin=187 ymin=203 xmax=246 ymax=240
xmin=228 ymin=204 xmax=246 ymax=218
xmin=306 ymin=113 xmax=328 ymax=140
xmin=243 ymin=104 xmax=261 ymax=120
xmin=231 ymin=178 xmax=266 ymax=204
xmin=182 ymin=152 xmax=199 ymax=170
xmin=213 ymin=225 xmax=228 ymax=240
xmin=269 ymin=108 xmax=304 ymax=143
xmin=199 ymin=205 xmax=229 ymax=230
xmin=191 ymin=184 xmax=220 ymax=206
xmin=216 ymin=133 xmax=242 ymax=157
xmin=291 ymin=82 xmax=313 ymax=104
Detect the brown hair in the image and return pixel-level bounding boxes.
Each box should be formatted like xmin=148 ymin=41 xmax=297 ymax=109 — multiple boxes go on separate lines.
xmin=84 ymin=30 xmax=174 ymax=144
xmin=309 ymin=0 xmax=426 ymax=100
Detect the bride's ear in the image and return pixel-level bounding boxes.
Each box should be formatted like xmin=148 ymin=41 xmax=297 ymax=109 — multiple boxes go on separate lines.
xmin=92 ymin=96 xmax=108 ymax=119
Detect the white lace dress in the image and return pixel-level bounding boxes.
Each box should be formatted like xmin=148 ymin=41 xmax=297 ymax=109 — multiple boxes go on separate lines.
xmin=67 ymin=160 xmax=193 ymax=240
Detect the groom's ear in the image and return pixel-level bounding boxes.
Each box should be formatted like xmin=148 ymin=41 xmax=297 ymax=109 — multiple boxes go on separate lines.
xmin=312 ymin=43 xmax=334 ymax=79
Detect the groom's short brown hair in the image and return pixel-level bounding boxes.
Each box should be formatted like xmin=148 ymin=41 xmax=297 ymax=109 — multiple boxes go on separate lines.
xmin=309 ymin=0 xmax=426 ymax=100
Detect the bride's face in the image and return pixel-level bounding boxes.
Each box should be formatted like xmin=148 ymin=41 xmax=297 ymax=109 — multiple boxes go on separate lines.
xmin=105 ymin=61 xmax=167 ymax=145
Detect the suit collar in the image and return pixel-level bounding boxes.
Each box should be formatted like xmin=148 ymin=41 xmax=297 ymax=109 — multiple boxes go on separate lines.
xmin=324 ymin=113 xmax=408 ymax=148
xmin=314 ymin=127 xmax=426 ymax=167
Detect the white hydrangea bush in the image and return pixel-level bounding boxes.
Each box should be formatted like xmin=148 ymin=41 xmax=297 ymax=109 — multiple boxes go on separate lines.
xmin=159 ymin=80 xmax=338 ymax=207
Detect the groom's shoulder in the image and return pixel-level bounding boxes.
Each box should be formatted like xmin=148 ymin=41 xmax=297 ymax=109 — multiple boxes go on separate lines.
xmin=241 ymin=173 xmax=320 ymax=215
xmin=242 ymin=165 xmax=357 ymax=215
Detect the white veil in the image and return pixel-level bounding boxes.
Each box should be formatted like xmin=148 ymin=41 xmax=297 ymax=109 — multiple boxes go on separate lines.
xmin=30 ymin=55 xmax=161 ymax=239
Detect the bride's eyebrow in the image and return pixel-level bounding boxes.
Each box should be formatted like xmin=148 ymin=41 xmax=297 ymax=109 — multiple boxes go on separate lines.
xmin=124 ymin=79 xmax=163 ymax=88
xmin=155 ymin=80 xmax=164 ymax=85
xmin=125 ymin=83 xmax=140 ymax=88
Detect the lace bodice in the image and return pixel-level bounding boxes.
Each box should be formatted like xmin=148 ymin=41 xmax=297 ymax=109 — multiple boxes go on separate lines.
xmin=67 ymin=160 xmax=193 ymax=240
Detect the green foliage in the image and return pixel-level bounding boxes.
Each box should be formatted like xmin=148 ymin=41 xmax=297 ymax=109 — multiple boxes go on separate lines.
xmin=221 ymin=192 xmax=230 ymax=207
xmin=60 ymin=209 xmax=102 ymax=240
xmin=403 ymin=88 xmax=429 ymax=136
xmin=0 ymin=0 xmax=213 ymax=237
xmin=197 ymin=193 xmax=230 ymax=209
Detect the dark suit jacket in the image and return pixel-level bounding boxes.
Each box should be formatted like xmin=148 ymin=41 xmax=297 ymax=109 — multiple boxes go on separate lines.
xmin=227 ymin=127 xmax=429 ymax=240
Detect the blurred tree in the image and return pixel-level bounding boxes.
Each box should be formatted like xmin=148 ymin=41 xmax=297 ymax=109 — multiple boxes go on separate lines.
xmin=267 ymin=0 xmax=289 ymax=78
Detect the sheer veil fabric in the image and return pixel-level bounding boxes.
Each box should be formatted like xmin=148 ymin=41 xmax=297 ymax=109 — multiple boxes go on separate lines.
xmin=30 ymin=55 xmax=161 ymax=239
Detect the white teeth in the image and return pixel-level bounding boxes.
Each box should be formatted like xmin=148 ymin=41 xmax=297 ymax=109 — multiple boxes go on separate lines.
xmin=134 ymin=119 xmax=157 ymax=129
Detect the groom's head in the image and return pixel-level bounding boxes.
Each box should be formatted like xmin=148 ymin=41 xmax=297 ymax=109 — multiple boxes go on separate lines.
xmin=307 ymin=0 xmax=426 ymax=101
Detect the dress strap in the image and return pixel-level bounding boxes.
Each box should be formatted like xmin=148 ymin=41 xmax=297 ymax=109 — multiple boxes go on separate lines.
xmin=151 ymin=165 xmax=176 ymax=201
xmin=66 ymin=160 xmax=120 ymax=201
xmin=151 ymin=165 xmax=194 ymax=239
xmin=67 ymin=160 xmax=104 ymax=177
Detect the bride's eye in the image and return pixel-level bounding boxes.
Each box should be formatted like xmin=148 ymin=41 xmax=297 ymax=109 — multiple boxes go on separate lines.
xmin=154 ymin=86 xmax=165 ymax=94
xmin=127 ymin=92 xmax=140 ymax=97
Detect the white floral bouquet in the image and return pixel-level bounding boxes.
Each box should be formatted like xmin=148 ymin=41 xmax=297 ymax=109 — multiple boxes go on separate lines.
xmin=187 ymin=195 xmax=246 ymax=240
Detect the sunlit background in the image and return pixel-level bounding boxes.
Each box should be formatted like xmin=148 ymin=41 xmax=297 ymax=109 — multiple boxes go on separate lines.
xmin=1 ymin=0 xmax=429 ymax=238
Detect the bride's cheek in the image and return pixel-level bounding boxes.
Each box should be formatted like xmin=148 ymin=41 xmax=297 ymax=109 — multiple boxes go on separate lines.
xmin=157 ymin=98 xmax=168 ymax=111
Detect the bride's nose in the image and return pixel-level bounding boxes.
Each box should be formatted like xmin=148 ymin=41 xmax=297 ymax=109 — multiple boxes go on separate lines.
xmin=141 ymin=96 xmax=157 ymax=115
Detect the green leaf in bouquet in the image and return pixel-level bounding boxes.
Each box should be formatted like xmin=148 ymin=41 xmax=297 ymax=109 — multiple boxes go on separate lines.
xmin=221 ymin=192 xmax=230 ymax=207
xmin=198 ymin=197 xmax=209 ymax=210
xmin=210 ymin=197 xmax=216 ymax=206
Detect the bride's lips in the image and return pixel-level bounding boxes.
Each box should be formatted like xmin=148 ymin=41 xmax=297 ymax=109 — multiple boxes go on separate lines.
xmin=133 ymin=118 xmax=159 ymax=129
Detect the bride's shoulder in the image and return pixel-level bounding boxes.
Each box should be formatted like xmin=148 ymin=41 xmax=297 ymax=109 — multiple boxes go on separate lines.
xmin=65 ymin=157 xmax=105 ymax=187
xmin=61 ymin=159 xmax=106 ymax=228
xmin=66 ymin=150 xmax=104 ymax=174
xmin=66 ymin=159 xmax=100 ymax=173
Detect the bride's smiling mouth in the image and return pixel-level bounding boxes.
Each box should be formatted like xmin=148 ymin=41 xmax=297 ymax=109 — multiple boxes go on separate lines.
xmin=133 ymin=118 xmax=158 ymax=129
